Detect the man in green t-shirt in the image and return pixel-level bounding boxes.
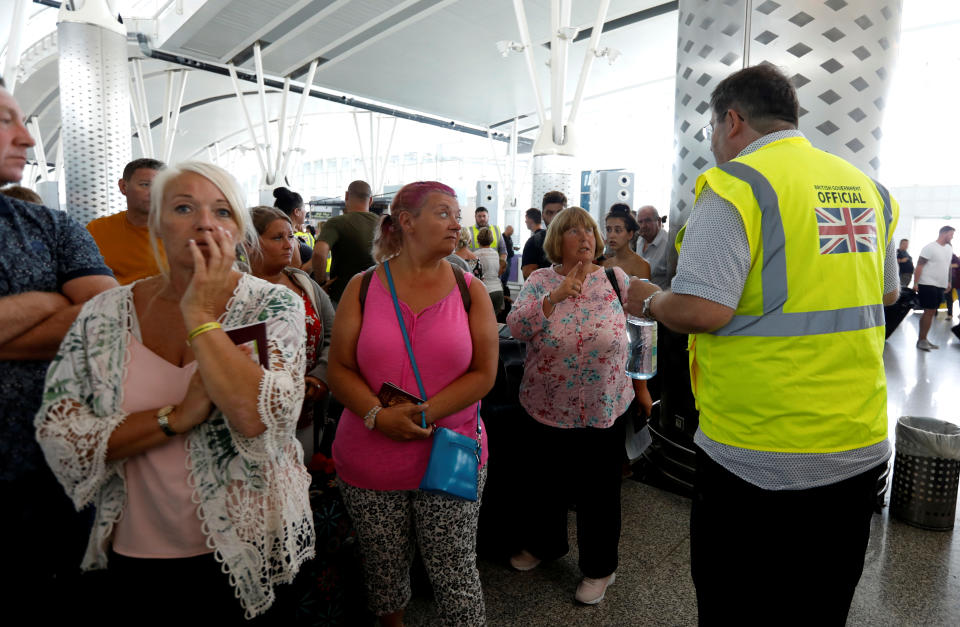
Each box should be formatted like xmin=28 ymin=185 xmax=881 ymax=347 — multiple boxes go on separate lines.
xmin=314 ymin=180 xmax=379 ymax=303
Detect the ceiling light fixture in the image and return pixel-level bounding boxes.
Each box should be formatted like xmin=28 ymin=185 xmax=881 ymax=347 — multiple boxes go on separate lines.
xmin=496 ymin=40 xmax=526 ymax=57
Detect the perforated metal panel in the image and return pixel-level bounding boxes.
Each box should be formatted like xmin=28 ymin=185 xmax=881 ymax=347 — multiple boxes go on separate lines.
xmin=671 ymin=0 xmax=902 ymax=234
xmin=532 ymin=154 xmax=577 ymax=211
xmin=58 ymin=21 xmax=131 ymax=224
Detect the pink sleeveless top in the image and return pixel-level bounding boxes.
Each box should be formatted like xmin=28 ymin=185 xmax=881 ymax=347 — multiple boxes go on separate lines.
xmin=112 ymin=336 xmax=210 ymax=558
xmin=333 ymin=270 xmax=488 ymax=490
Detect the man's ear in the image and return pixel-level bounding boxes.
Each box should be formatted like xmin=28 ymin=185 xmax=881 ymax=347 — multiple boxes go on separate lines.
xmin=118 ymin=178 xmax=127 ymax=195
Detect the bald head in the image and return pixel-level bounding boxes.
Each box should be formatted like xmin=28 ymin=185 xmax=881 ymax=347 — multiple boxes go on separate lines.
xmin=345 ymin=180 xmax=372 ymax=212
xmin=637 ymin=205 xmax=661 ymax=243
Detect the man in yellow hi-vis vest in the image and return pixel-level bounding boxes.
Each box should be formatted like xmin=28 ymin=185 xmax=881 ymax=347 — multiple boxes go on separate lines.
xmin=627 ymin=65 xmax=900 ymax=624
xmin=469 ymin=206 xmax=507 ymax=274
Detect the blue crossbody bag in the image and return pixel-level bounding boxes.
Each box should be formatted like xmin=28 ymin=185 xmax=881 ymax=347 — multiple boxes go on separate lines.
xmin=383 ymin=260 xmax=481 ymax=501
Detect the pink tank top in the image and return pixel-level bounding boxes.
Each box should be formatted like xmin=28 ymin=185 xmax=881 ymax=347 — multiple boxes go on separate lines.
xmin=333 ymin=271 xmax=488 ymax=490
xmin=112 ymin=336 xmax=210 ymax=558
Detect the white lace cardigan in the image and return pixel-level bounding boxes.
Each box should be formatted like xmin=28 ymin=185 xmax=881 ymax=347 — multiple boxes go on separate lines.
xmin=34 ymin=274 xmax=315 ymax=619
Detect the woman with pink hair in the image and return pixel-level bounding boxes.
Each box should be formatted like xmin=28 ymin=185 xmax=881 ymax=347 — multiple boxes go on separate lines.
xmin=328 ymin=181 xmax=498 ymax=626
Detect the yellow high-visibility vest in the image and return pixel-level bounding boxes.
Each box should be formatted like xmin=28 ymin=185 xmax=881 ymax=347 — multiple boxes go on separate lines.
xmin=470 ymin=224 xmax=501 ymax=251
xmin=689 ymin=135 xmax=898 ymax=453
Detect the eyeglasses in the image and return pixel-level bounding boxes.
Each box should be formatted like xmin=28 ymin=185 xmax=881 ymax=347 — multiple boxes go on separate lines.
xmin=700 ymin=110 xmax=744 ymax=141
xmin=637 ymin=217 xmax=659 ymax=224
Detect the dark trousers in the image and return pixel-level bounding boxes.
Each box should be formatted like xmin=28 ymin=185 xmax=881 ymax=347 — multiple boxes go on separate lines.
xmin=1 ymin=467 xmax=94 ymax=622
xmin=107 ymin=551 xmax=296 ymax=626
xmin=690 ymin=449 xmax=884 ymax=627
xmin=520 ymin=408 xmax=628 ymax=578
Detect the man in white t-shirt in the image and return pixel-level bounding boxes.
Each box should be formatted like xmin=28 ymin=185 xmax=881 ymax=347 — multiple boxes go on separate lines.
xmin=914 ymin=225 xmax=955 ymax=350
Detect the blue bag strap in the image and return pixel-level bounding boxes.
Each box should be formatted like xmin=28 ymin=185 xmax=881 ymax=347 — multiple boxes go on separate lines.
xmin=384 ymin=260 xmax=428 ymax=427
xmin=383 ymin=261 xmax=482 ymax=452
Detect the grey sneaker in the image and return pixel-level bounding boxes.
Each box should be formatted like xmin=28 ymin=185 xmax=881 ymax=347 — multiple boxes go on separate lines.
xmin=917 ymin=339 xmax=937 ymax=351
xmin=575 ymin=572 xmax=616 ymax=605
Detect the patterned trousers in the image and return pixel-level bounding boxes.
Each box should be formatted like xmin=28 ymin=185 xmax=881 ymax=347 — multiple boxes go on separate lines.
xmin=339 ymin=467 xmax=487 ymax=626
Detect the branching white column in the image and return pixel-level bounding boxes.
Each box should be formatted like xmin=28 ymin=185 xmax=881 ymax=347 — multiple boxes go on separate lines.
xmin=57 ymin=1 xmax=131 ymax=224
xmin=670 ymin=0 xmax=902 ymax=237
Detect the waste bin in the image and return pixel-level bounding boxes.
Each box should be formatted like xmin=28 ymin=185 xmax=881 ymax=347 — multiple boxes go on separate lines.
xmin=890 ymin=416 xmax=960 ymax=530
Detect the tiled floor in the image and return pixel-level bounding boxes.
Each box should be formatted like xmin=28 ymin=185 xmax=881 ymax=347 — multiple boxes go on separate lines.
xmin=404 ymin=310 xmax=960 ymax=625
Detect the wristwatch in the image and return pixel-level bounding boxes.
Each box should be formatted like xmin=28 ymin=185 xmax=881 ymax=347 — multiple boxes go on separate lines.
xmin=641 ymin=291 xmax=660 ymax=321
xmin=157 ymin=405 xmax=177 ymax=437
xmin=363 ymin=405 xmax=383 ymax=430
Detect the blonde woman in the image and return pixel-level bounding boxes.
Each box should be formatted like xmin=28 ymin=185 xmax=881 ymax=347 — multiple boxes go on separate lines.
xmin=35 ymin=162 xmax=313 ymax=623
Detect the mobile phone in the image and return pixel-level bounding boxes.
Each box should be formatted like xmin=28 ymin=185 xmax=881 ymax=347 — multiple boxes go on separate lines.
xmin=377 ymin=382 xmax=425 ymax=408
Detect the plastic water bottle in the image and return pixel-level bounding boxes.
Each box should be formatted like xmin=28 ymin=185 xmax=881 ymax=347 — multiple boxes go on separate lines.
xmin=625 ymin=313 xmax=657 ymax=380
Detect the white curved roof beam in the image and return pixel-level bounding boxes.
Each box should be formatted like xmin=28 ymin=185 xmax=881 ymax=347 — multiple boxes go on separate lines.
xmin=219 ymin=0 xmax=317 ymax=64
xmin=278 ymin=0 xmax=460 ymax=77
xmin=256 ymin=0 xmax=352 ymax=65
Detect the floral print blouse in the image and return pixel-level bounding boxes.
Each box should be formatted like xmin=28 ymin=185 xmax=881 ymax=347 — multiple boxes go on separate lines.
xmin=507 ymin=265 xmax=635 ymax=429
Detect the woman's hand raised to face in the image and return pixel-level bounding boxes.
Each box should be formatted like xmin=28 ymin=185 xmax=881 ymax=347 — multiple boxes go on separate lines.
xmin=181 ymin=226 xmax=237 ymax=328
xmin=375 ymin=402 xmax=434 ymax=442
xmin=552 ymin=261 xmax=589 ymax=302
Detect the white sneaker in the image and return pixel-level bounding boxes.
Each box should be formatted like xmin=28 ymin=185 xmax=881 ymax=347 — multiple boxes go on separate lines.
xmin=575 ymin=572 xmax=616 ymax=605
xmin=509 ymin=550 xmax=541 ymax=572
xmin=917 ymin=339 xmax=936 ymax=351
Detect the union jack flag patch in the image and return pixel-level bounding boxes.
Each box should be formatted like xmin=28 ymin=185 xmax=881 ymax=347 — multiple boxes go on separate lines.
xmin=815 ymin=207 xmax=877 ymax=254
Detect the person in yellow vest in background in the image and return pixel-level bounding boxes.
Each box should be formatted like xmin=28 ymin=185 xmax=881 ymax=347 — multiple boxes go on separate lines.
xmin=86 ymin=158 xmax=165 ymax=284
xmin=469 ymin=206 xmax=507 ymax=275
xmin=627 ymin=64 xmax=901 ymax=625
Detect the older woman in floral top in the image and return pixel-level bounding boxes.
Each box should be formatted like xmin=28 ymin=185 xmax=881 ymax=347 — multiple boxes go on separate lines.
xmin=506 ymin=206 xmax=635 ymax=606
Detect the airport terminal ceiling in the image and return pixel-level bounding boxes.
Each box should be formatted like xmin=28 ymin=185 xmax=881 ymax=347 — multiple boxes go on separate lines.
xmin=0 ymin=0 xmax=678 ymax=164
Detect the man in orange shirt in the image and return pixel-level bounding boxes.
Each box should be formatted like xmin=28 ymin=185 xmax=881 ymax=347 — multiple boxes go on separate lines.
xmin=87 ymin=158 xmax=165 ymax=284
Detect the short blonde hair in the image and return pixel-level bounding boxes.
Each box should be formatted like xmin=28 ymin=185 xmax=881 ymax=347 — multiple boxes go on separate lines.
xmin=148 ymin=161 xmax=257 ymax=275
xmin=456 ymin=226 xmax=471 ymax=250
xmin=542 ymin=206 xmax=604 ymax=264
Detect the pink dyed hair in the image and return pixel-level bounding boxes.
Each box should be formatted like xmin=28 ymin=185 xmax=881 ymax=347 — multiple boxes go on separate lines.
xmin=372 ymin=181 xmax=457 ymax=262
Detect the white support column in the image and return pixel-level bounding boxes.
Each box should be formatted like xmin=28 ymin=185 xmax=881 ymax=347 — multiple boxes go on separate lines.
xmin=279 ymin=59 xmax=318 ymax=182
xmin=670 ymin=0 xmax=902 ymax=236
xmin=130 ymin=59 xmax=155 ymax=158
xmin=253 ymin=42 xmax=274 ymax=184
xmin=511 ymin=0 xmax=547 ymax=126
xmin=164 ymin=70 xmax=188 ymax=163
xmin=568 ymin=0 xmax=611 ymax=127
xmin=549 ymin=0 xmax=572 ymax=144
xmin=227 ymin=63 xmax=269 ymax=179
xmin=58 ymin=0 xmax=131 ymax=223
xmin=509 ymin=118 xmax=519 ymax=208
xmin=4 ymin=0 xmax=30 ymax=93
xmin=28 ymin=117 xmax=49 ymax=182
xmin=273 ymin=76 xmax=291 ymax=184
xmin=377 ymin=117 xmax=398 ymax=195
xmin=352 ymin=111 xmax=371 ymax=187
xmin=160 ymin=70 xmax=174 ymax=161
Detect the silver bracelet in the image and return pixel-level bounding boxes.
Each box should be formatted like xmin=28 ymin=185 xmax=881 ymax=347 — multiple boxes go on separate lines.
xmin=363 ymin=404 xmax=382 ymax=430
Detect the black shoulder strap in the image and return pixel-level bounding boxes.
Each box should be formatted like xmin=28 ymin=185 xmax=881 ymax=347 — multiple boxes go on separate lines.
xmin=452 ymin=265 xmax=472 ymax=313
xmin=359 ymin=267 xmax=376 ymax=315
xmin=605 ymin=267 xmax=622 ymax=304
xmin=360 ymin=265 xmax=470 ymax=314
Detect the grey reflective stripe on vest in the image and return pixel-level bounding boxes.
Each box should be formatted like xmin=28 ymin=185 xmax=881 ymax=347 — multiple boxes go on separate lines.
xmin=718 ymin=161 xmax=788 ymax=313
xmin=710 ymin=161 xmax=884 ymax=338
xmin=713 ymin=303 xmax=885 ymax=337
xmin=870 ymin=177 xmax=894 ymax=241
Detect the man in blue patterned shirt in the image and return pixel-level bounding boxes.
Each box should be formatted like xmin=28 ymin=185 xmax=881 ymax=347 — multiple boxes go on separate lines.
xmin=0 ymin=78 xmax=116 ymax=615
